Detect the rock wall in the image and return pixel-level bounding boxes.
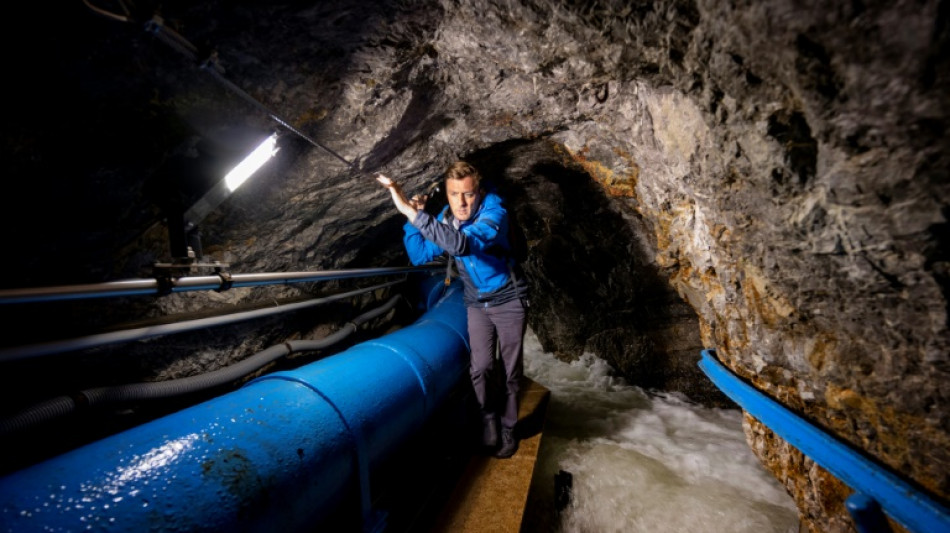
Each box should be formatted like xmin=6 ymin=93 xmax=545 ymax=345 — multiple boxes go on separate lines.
xmin=519 ymin=1 xmax=950 ymax=529
xmin=2 ymin=0 xmax=948 ymax=530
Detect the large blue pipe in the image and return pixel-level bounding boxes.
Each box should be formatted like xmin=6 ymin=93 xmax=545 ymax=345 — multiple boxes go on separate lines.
xmin=0 ymin=278 xmax=469 ymax=532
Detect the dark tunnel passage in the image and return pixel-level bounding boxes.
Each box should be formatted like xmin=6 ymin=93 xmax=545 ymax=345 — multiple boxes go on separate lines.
xmin=463 ymin=139 xmax=728 ymax=405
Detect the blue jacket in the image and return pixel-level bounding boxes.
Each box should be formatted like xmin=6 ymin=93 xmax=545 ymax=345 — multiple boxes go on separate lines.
xmin=403 ymin=190 xmax=524 ymax=307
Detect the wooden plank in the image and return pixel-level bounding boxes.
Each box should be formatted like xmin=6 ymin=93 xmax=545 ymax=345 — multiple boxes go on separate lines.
xmin=431 ymin=377 xmax=550 ymax=533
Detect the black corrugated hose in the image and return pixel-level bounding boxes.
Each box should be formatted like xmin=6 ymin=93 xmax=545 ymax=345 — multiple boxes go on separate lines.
xmin=0 ymin=295 xmax=402 ymax=435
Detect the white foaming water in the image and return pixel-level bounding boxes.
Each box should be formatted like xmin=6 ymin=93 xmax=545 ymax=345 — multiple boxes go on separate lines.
xmin=522 ymin=329 xmax=799 ymax=532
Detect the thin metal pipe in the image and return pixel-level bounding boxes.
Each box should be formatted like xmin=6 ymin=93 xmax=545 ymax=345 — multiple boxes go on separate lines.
xmin=0 ymin=264 xmax=443 ymax=304
xmin=0 ymin=280 xmax=403 ymax=362
xmin=698 ymin=349 xmax=950 ymax=533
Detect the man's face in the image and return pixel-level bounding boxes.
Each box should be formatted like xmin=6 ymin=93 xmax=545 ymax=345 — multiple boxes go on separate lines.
xmin=446 ymin=176 xmax=481 ymax=221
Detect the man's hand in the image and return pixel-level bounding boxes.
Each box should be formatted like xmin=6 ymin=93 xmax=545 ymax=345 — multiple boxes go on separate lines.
xmin=409 ymin=194 xmax=429 ymax=211
xmin=376 ymin=174 xmax=397 ymax=190
xmin=376 ymin=173 xmax=418 ymax=220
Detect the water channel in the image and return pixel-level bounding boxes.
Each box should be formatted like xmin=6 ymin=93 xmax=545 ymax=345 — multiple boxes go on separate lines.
xmin=520 ymin=329 xmax=799 ymax=532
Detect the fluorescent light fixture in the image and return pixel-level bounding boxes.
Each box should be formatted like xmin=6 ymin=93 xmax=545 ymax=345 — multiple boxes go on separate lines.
xmin=224 ymin=133 xmax=279 ymax=192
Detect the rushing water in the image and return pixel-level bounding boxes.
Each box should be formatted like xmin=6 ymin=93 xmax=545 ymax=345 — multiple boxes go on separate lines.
xmin=521 ymin=329 xmax=799 ymax=532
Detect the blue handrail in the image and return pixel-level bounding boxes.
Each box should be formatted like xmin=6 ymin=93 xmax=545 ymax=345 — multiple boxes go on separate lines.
xmin=698 ymin=349 xmax=950 ymax=533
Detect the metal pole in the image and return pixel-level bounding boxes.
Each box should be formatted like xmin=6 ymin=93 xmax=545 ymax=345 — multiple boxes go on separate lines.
xmin=0 ymin=280 xmax=403 ymax=362
xmin=0 ymin=264 xmax=444 ymax=304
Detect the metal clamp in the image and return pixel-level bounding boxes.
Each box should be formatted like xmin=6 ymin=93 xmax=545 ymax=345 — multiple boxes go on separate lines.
xmin=143 ymin=15 xmax=163 ymax=34
xmin=155 ymin=272 xmax=175 ymax=296
xmin=215 ymin=264 xmax=233 ymax=292
xmin=199 ymin=51 xmax=222 ymax=73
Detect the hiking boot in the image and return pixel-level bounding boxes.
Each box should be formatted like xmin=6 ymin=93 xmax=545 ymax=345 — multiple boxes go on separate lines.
xmin=481 ymin=414 xmax=499 ymax=448
xmin=495 ymin=427 xmax=518 ymax=458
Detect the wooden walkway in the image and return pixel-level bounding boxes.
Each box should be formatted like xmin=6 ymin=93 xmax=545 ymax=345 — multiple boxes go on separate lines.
xmin=430 ymin=377 xmax=550 ymax=533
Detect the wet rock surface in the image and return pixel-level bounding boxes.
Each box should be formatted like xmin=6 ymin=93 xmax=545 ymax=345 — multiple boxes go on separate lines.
xmin=1 ymin=0 xmax=948 ymax=530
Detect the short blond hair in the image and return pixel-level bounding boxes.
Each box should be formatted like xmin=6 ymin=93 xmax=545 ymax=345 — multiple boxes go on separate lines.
xmin=445 ymin=161 xmax=482 ymax=190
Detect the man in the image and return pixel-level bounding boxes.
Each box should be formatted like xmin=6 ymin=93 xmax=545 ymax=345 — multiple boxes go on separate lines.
xmin=377 ymin=161 xmax=528 ymax=458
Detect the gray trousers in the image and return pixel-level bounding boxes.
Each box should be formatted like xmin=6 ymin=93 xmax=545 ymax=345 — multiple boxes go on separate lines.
xmin=467 ymin=298 xmax=526 ymax=429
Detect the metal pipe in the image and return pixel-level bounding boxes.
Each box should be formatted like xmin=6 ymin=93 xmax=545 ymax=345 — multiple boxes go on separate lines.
xmin=698 ymin=349 xmax=950 ymax=533
xmin=0 ymin=280 xmax=402 ymax=362
xmin=0 ymin=264 xmax=443 ymax=304
xmin=0 ymin=277 xmax=468 ymax=532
